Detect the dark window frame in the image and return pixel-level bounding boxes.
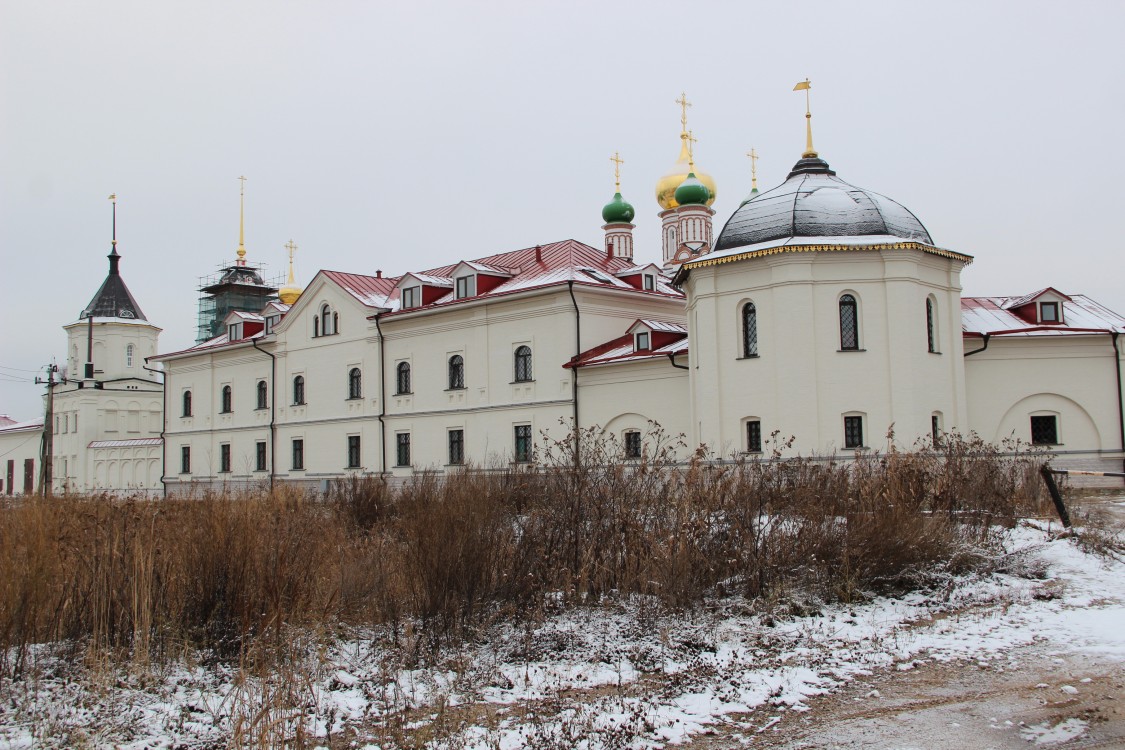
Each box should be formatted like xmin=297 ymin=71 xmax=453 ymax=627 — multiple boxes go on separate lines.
xmin=746 ymin=420 xmax=762 ymax=453
xmin=220 ymin=443 xmax=231 ymax=473
xmin=256 ymin=441 xmax=267 ymax=472
xmin=514 ymin=345 xmax=533 ymax=382
xmin=839 ymin=294 xmax=859 ymax=351
xmin=624 ymin=430 xmax=642 ymax=459
xmin=448 ymin=429 xmax=464 ymax=465
xmin=182 ymin=390 xmax=192 ymax=418
xmin=256 ymin=380 xmax=268 ymax=410
xmin=348 ymin=367 xmax=362 ymax=399
xmin=180 ymin=445 xmax=191 ymax=474
xmin=643 ymin=274 xmax=655 ymax=291
xmin=347 ymin=435 xmax=361 ymax=469
xmin=635 ymin=331 xmax=650 ymax=352
xmin=396 ymin=361 xmax=412 ymax=395
xmin=293 ymin=375 xmax=306 ymax=405
xmin=220 ymin=385 xmax=233 ymax=413
xmin=844 ymin=415 xmax=864 ymax=449
xmin=292 ymin=439 xmax=305 ymax=470
xmin=448 ymin=355 xmax=465 ymax=389
xmin=395 ymin=433 xmax=411 ymax=467
xmin=1031 ymin=415 xmax=1059 ymax=445
xmin=742 ymin=302 xmax=758 ymax=357
xmin=514 ymin=424 xmax=533 ymax=463
xmin=455 ymin=276 xmax=475 ymax=299
xmin=401 ymin=285 xmax=419 ymax=309
xmin=1040 ymin=301 xmax=1059 ymax=323
xmin=926 ymin=297 xmax=937 ymax=353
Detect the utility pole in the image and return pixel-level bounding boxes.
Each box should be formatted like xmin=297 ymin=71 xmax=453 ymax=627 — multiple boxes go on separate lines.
xmin=36 ymin=363 xmax=60 ymax=497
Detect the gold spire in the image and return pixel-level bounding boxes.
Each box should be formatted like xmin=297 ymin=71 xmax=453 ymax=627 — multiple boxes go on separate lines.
xmin=610 ymin=151 xmax=624 ymax=192
xmin=676 ymin=91 xmax=692 ymax=136
xmin=108 ymin=193 xmax=117 ymax=249
xmin=278 ymin=239 xmax=303 ymax=305
xmin=237 ymin=175 xmax=247 ymax=263
xmin=747 ymin=148 xmax=759 ymax=191
xmin=793 ymin=79 xmax=817 ymax=158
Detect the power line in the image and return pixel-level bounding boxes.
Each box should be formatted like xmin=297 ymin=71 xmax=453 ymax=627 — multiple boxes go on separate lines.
xmin=0 ymin=364 xmax=44 ymax=374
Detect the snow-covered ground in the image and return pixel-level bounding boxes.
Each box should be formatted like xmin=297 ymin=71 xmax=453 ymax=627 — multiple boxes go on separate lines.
xmin=1 ymin=516 xmax=1122 ymax=749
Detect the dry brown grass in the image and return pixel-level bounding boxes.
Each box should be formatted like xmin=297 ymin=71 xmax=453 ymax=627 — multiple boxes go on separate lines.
xmin=0 ymin=427 xmax=1048 ymax=679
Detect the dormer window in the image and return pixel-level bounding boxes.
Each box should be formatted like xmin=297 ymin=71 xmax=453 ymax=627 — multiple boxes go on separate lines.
xmin=643 ymin=274 xmax=655 ymax=291
xmin=455 ymin=276 xmax=476 ymax=299
xmin=1040 ymin=301 xmax=1059 ymax=323
xmin=635 ymin=331 xmax=650 ymax=352
xmin=228 ymin=323 xmax=240 ymax=340
xmin=401 ymin=285 xmax=420 ymax=309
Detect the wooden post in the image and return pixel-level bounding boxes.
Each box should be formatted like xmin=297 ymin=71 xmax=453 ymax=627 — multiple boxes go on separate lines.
xmin=1039 ymin=465 xmax=1072 ymax=529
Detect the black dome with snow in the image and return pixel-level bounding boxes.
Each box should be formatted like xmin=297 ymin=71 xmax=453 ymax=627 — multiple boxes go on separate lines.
xmin=714 ymin=156 xmax=933 ymax=252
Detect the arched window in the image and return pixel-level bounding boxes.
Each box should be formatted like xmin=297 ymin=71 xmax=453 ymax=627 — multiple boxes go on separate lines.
xmin=293 ymin=375 xmax=305 ymax=405
xmin=348 ymin=368 xmax=362 ymax=399
xmin=839 ymin=294 xmax=859 ymax=351
xmin=333 ymin=311 xmax=339 ymax=334
xmin=448 ymin=355 xmax=464 ymax=389
xmin=742 ymin=302 xmax=758 ymax=357
xmin=125 ymin=344 xmax=134 ymax=368
xmin=221 ymin=385 xmax=232 ymax=413
xmin=257 ymin=380 xmax=268 ymax=410
xmin=320 ymin=305 xmax=332 ymax=336
xmin=313 ymin=317 xmax=319 ymax=337
xmin=926 ymin=297 xmax=937 ymax=353
xmin=182 ymin=390 xmax=192 ymax=418
xmin=396 ymin=362 xmax=411 ymax=394
xmin=514 ymin=345 xmax=533 ymax=382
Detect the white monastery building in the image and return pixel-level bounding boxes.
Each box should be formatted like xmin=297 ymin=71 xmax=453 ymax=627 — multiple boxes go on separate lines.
xmin=9 ymin=94 xmax=1124 ymax=495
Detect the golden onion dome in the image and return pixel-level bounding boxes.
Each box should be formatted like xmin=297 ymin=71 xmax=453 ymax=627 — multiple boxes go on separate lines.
xmin=655 ymin=135 xmax=717 ymax=210
xmin=278 ymin=283 xmax=302 ymax=305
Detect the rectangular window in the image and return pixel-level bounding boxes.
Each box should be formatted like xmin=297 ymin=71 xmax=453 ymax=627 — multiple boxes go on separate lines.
xmin=643 ymin=274 xmax=655 ymax=291
xmin=931 ymin=416 xmax=941 ymax=445
xmin=256 ymin=441 xmax=267 ymax=471
xmin=635 ymin=331 xmax=650 ymax=351
xmin=292 ymin=439 xmax=304 ymax=470
xmin=844 ymin=416 xmax=864 ymax=449
xmin=401 ymin=285 xmax=419 ymax=309
xmin=1031 ymin=415 xmax=1058 ymax=445
xmin=220 ymin=443 xmax=231 ymax=473
xmin=455 ymin=276 xmax=475 ymax=299
xmin=746 ymin=420 xmax=762 ymax=453
xmin=1040 ymin=301 xmax=1059 ymax=323
xmin=448 ymin=429 xmax=464 ymax=465
xmin=347 ymin=435 xmax=361 ymax=469
xmin=514 ymin=424 xmax=532 ymax=463
xmin=624 ymin=430 xmax=641 ymax=459
xmin=396 ymin=433 xmax=411 ymax=467
xmin=181 ymin=446 xmax=191 ymax=474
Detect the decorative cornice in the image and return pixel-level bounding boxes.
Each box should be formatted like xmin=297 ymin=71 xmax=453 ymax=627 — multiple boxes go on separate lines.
xmin=679 ymin=241 xmax=974 ymax=277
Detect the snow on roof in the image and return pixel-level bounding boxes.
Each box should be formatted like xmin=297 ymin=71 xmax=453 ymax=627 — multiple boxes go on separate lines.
xmin=224 ymin=310 xmax=264 ymax=323
xmin=400 ymin=272 xmax=454 ymax=288
xmin=264 ymin=301 xmax=290 ymax=314
xmin=321 ymin=270 xmax=401 ymax=309
xmin=962 ymin=294 xmax=1125 ymax=336
xmin=633 ymin=319 xmax=688 ymax=334
xmin=1000 ymin=287 xmax=1072 ymax=310
xmin=615 ymin=263 xmax=662 ymax=276
xmin=456 ymin=260 xmax=518 ymax=276
xmin=567 ymin=333 xmax=690 ymax=369
xmin=88 ymin=437 xmax=163 ymax=449
xmin=0 ymin=417 xmax=44 ymax=433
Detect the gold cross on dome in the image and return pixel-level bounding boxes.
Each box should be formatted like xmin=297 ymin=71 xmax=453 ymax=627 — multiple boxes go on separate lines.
xmin=747 ymin=148 xmax=759 ymax=188
xmin=610 ymin=151 xmax=624 ymax=191
xmin=285 ymin=239 xmax=297 ymax=259
xmin=687 ymin=130 xmax=698 ymax=169
xmin=676 ymin=92 xmax=692 ymax=133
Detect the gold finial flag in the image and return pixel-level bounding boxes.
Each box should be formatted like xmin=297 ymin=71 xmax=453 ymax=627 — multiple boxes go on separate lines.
xmin=108 ymin=193 xmax=118 ymax=248
xmin=675 ymin=91 xmax=692 ymax=136
xmin=793 ymin=79 xmax=817 ymax=158
xmin=610 ymin=152 xmax=624 ymax=192
xmin=747 ymin=148 xmax=759 ymax=190
xmin=237 ymin=175 xmax=247 ymax=262
xmin=284 ymin=239 xmax=298 ymax=284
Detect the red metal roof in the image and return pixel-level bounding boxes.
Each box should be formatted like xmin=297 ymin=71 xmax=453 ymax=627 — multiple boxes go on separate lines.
xmin=962 ymin=294 xmax=1125 ymax=336
xmin=320 ymin=270 xmax=401 ymax=308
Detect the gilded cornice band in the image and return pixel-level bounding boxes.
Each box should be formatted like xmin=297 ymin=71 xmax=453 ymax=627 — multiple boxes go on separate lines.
xmin=681 ymin=241 xmax=975 ymax=272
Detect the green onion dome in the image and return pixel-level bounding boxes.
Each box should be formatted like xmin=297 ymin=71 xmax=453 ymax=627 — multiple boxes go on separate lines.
xmin=601 ymin=192 xmax=636 ymax=224
xmin=674 ymin=172 xmax=711 ymax=207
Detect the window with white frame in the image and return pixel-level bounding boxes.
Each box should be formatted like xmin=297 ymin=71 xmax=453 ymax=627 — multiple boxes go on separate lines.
xmin=126 ymin=344 xmax=135 ymax=367
xmin=643 ymin=273 xmax=655 ymax=291
xmin=401 ymin=286 xmax=420 ymax=309
xmin=455 ymin=276 xmax=475 ymax=299
xmin=635 ymin=331 xmax=650 ymax=352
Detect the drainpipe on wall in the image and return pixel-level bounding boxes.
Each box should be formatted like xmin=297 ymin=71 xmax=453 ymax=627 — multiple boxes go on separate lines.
xmin=963 ymin=333 xmax=990 ymax=357
xmin=1112 ymin=332 xmax=1125 ymax=475
xmin=374 ymin=313 xmax=387 ymax=476
xmin=567 ymin=281 xmax=581 ymax=462
xmin=251 ymin=338 xmax=276 ymax=494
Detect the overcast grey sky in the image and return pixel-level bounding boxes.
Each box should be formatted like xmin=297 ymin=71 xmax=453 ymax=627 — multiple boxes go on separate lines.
xmin=2 ymin=1 xmax=1123 ymax=420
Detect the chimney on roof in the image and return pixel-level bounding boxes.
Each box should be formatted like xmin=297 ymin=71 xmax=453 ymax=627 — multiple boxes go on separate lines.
xmin=376 ymin=270 xmax=382 ymax=278
xmin=534 ymin=245 xmax=542 ymax=263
